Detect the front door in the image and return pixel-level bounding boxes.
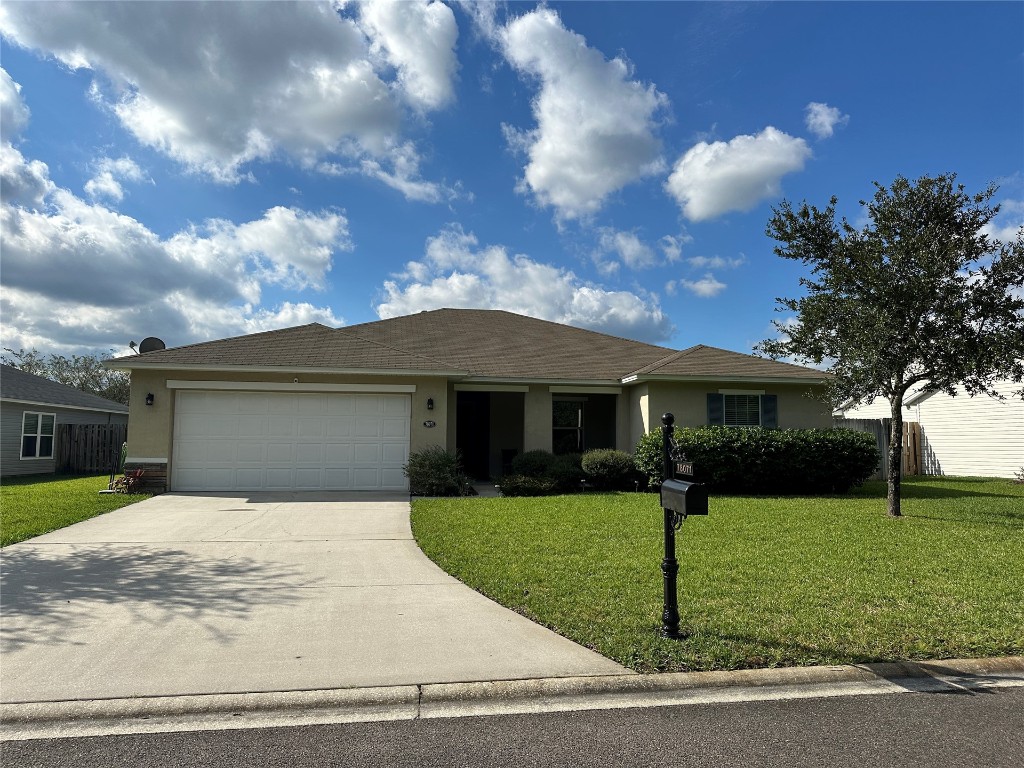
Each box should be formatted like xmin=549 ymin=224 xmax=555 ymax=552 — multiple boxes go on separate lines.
xmin=456 ymin=391 xmax=490 ymax=479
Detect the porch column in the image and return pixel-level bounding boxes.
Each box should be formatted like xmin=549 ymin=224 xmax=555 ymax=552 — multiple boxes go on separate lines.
xmin=523 ymin=385 xmax=552 ymax=452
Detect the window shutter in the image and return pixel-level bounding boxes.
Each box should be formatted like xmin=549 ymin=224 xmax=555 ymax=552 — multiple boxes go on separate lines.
xmin=760 ymin=394 xmax=778 ymax=428
xmin=707 ymin=393 xmax=724 ymax=425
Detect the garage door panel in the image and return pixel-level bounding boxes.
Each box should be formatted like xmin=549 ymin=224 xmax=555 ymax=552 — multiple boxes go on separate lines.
xmin=173 ymin=392 xmax=410 ymax=491
xmin=382 ymin=418 xmax=409 ymax=438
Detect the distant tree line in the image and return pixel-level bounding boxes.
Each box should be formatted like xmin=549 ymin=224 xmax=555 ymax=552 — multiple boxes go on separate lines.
xmin=2 ymin=348 xmax=130 ymax=405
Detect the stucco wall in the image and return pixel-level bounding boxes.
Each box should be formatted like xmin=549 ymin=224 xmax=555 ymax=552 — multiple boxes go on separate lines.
xmin=125 ymin=369 xmax=450 ymax=473
xmin=630 ymin=380 xmax=833 ymax=444
xmin=523 ymin=384 xmax=553 ymax=452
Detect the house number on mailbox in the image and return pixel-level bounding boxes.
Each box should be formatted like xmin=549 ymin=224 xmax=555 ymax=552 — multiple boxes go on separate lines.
xmin=423 ymin=420 xmax=436 ymax=428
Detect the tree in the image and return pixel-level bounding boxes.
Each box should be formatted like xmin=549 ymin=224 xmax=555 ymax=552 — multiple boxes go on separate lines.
xmin=2 ymin=348 xmax=131 ymax=405
xmin=757 ymin=174 xmax=1024 ymax=517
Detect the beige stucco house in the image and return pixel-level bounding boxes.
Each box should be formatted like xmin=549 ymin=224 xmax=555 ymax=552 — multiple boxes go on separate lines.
xmin=107 ymin=309 xmax=832 ymax=492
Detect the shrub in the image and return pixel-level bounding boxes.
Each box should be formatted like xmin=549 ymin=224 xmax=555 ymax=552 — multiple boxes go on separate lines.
xmin=581 ymin=449 xmax=637 ymax=490
xmin=404 ymin=446 xmax=474 ymax=497
xmin=634 ymin=426 xmax=879 ymax=495
xmin=497 ymin=474 xmax=559 ymax=497
xmin=511 ymin=450 xmax=557 ymax=478
xmin=550 ymin=453 xmax=585 ymax=492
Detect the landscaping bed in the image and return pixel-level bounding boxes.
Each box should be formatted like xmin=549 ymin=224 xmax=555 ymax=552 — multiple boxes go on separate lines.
xmin=411 ymin=477 xmax=1024 ymax=673
xmin=1 ymin=474 xmax=150 ymax=547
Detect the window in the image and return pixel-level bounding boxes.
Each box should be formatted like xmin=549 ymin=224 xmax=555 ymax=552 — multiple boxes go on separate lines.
xmin=552 ymin=399 xmax=584 ymax=454
xmin=707 ymin=393 xmax=777 ymax=428
xmin=21 ymin=412 xmax=56 ymax=459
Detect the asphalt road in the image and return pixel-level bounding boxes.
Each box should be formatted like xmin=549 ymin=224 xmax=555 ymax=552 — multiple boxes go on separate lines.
xmin=5 ymin=687 xmax=1023 ymax=768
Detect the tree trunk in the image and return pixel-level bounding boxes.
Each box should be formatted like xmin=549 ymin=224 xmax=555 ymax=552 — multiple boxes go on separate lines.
xmin=887 ymin=395 xmax=904 ymax=517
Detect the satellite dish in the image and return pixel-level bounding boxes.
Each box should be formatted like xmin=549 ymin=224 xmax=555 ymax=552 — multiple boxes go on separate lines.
xmin=138 ymin=337 xmax=166 ymax=353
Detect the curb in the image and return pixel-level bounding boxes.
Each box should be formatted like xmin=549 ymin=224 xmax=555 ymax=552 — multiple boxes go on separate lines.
xmin=2 ymin=656 xmax=1022 ymax=741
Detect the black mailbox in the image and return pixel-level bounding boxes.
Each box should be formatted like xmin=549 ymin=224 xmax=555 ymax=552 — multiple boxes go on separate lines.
xmin=660 ymin=478 xmax=708 ymax=517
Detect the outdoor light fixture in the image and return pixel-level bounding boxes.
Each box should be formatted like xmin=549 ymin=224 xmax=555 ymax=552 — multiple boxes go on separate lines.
xmin=427 ymin=397 xmax=434 ymax=410
xmin=145 ymin=393 xmax=154 ymax=406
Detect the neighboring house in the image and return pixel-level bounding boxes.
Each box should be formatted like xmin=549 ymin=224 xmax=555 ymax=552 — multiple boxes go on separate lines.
xmin=107 ymin=309 xmax=832 ymax=493
xmin=1 ymin=364 xmax=130 ymax=477
xmin=836 ymin=378 xmax=1024 ymax=478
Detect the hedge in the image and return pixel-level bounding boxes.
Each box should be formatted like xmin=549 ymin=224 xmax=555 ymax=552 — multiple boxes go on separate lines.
xmin=581 ymin=449 xmax=638 ymax=490
xmin=404 ymin=446 xmax=474 ymax=496
xmin=634 ymin=426 xmax=879 ymax=495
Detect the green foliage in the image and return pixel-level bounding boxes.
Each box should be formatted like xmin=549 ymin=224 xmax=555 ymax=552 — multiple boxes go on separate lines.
xmin=503 ymin=450 xmax=583 ymax=495
xmin=581 ymin=448 xmax=637 ymax=490
xmin=510 ymin=449 xmax=557 ymax=477
xmin=403 ymin=446 xmax=473 ymax=497
xmin=496 ymin=474 xmax=559 ymax=497
xmin=411 ymin=477 xmax=1024 ymax=672
xmin=634 ymin=426 xmax=879 ymax=494
xmin=756 ymin=173 xmax=1024 ymax=514
xmin=2 ymin=347 xmax=131 ymax=405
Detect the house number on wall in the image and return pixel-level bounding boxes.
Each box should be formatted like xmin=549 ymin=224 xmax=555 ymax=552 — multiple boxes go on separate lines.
xmin=423 ymin=420 xmax=436 ymax=428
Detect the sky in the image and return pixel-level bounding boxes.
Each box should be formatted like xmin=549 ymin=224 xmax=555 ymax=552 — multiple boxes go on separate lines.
xmin=1 ymin=1 xmax=1022 ymax=360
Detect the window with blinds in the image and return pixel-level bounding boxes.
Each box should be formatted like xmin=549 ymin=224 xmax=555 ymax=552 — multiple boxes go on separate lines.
xmin=723 ymin=394 xmax=761 ymax=426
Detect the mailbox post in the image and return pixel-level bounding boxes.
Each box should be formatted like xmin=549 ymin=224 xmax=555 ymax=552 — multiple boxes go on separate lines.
xmin=658 ymin=413 xmax=708 ymax=638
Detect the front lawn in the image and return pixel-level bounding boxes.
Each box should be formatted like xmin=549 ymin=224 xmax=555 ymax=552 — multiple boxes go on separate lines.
xmin=411 ymin=477 xmax=1024 ymax=673
xmin=1 ymin=474 xmax=150 ymax=547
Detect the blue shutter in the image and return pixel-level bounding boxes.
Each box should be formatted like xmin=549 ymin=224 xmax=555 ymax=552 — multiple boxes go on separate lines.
xmin=707 ymin=393 xmax=724 ymax=425
xmin=760 ymin=394 xmax=778 ymax=428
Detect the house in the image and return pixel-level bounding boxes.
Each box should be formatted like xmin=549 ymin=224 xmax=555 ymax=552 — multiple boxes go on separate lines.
xmin=837 ymin=379 xmax=1023 ymax=478
xmin=106 ymin=309 xmax=832 ymax=493
xmin=1 ymin=364 xmax=130 ymax=477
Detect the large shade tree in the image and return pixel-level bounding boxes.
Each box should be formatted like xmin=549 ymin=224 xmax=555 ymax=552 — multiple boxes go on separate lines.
xmin=757 ymin=174 xmax=1024 ymax=516
xmin=2 ymin=348 xmax=131 ymax=405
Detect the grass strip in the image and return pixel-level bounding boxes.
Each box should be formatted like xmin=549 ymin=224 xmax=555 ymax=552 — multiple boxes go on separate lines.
xmin=1 ymin=474 xmax=150 ymax=547
xmin=412 ymin=477 xmax=1024 ymax=672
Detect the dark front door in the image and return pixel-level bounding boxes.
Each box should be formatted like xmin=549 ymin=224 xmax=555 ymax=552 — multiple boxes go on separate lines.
xmin=456 ymin=391 xmax=491 ymax=480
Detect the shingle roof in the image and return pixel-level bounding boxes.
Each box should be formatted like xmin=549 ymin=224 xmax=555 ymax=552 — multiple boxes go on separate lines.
xmin=626 ymin=344 xmax=827 ymax=380
xmin=107 ymin=323 xmax=458 ymax=372
xmin=1 ymin=364 xmax=129 ymax=413
xmin=108 ymin=309 xmax=828 ymax=383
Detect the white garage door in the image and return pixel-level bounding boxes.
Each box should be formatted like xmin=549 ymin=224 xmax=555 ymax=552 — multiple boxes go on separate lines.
xmin=172 ymin=391 xmax=410 ymax=491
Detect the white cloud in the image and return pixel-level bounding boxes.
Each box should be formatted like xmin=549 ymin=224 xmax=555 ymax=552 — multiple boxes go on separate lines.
xmin=0 ymin=137 xmax=349 ymax=353
xmin=84 ymin=156 xmax=149 ymax=202
xmin=320 ymin=140 xmax=462 ymax=204
xmin=0 ymin=1 xmax=452 ymax=198
xmin=358 ymin=0 xmax=459 ymax=111
xmin=377 ymin=225 xmax=674 ymax=342
xmin=680 ymin=274 xmax=726 ymax=298
xmin=687 ymin=254 xmax=747 ymax=270
xmin=983 ymin=199 xmax=1024 ymax=243
xmin=658 ymin=234 xmax=690 ymax=263
xmin=665 ymin=127 xmax=811 ymax=221
xmin=804 ymin=102 xmax=849 ymax=140
xmin=501 ymin=8 xmax=667 ymax=220
xmin=0 ymin=67 xmax=30 ymax=142
xmin=594 ymin=229 xmax=657 ymax=273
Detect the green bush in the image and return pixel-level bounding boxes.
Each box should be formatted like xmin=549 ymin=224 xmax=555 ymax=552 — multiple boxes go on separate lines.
xmin=634 ymin=426 xmax=879 ymax=495
xmin=498 ymin=474 xmax=559 ymax=497
xmin=404 ymin=446 xmax=474 ymax=497
xmin=511 ymin=450 xmax=557 ymax=478
xmin=550 ymin=453 xmax=585 ymax=492
xmin=581 ymin=449 xmax=637 ymax=490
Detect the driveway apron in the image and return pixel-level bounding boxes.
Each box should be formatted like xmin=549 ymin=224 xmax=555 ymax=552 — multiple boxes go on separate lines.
xmin=0 ymin=494 xmax=629 ymax=703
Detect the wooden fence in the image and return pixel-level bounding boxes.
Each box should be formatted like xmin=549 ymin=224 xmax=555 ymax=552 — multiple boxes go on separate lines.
xmin=56 ymin=423 xmax=127 ymax=475
xmin=835 ymin=418 xmax=922 ymax=479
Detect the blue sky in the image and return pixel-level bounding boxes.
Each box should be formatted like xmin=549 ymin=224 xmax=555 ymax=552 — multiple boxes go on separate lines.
xmin=2 ymin=1 xmax=1022 ymax=358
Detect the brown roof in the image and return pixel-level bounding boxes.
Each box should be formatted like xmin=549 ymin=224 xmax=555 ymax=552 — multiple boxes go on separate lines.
xmin=109 ymin=309 xmax=827 ymax=383
xmin=627 ymin=344 xmax=827 ymax=380
xmin=107 ymin=322 xmax=457 ymax=372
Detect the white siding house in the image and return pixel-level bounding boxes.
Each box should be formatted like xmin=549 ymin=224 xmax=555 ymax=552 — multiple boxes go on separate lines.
xmin=837 ymin=378 xmax=1023 ymax=479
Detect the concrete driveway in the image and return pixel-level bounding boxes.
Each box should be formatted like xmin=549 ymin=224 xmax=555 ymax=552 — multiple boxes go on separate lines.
xmin=0 ymin=493 xmax=628 ymax=703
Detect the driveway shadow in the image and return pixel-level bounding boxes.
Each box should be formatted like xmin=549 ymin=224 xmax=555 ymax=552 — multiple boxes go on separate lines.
xmin=0 ymin=546 xmax=312 ymax=652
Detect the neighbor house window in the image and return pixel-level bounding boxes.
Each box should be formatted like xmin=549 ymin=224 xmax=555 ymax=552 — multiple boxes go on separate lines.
xmin=707 ymin=393 xmax=777 ymax=428
xmin=21 ymin=412 xmax=55 ymax=459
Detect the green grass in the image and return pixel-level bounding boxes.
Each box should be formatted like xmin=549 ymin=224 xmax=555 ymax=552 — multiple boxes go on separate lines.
xmin=411 ymin=477 xmax=1024 ymax=673
xmin=1 ymin=474 xmax=150 ymax=547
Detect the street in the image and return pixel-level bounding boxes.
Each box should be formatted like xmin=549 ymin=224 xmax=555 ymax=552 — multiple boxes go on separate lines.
xmin=5 ymin=686 xmax=1022 ymax=767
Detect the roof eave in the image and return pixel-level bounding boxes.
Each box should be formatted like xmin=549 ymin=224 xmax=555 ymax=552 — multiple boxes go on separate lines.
xmin=620 ymin=373 xmax=832 ymax=386
xmin=104 ymin=361 xmax=469 ymax=378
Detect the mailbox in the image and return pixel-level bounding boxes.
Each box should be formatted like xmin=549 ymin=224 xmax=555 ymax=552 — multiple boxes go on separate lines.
xmin=660 ymin=478 xmax=708 ymax=517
